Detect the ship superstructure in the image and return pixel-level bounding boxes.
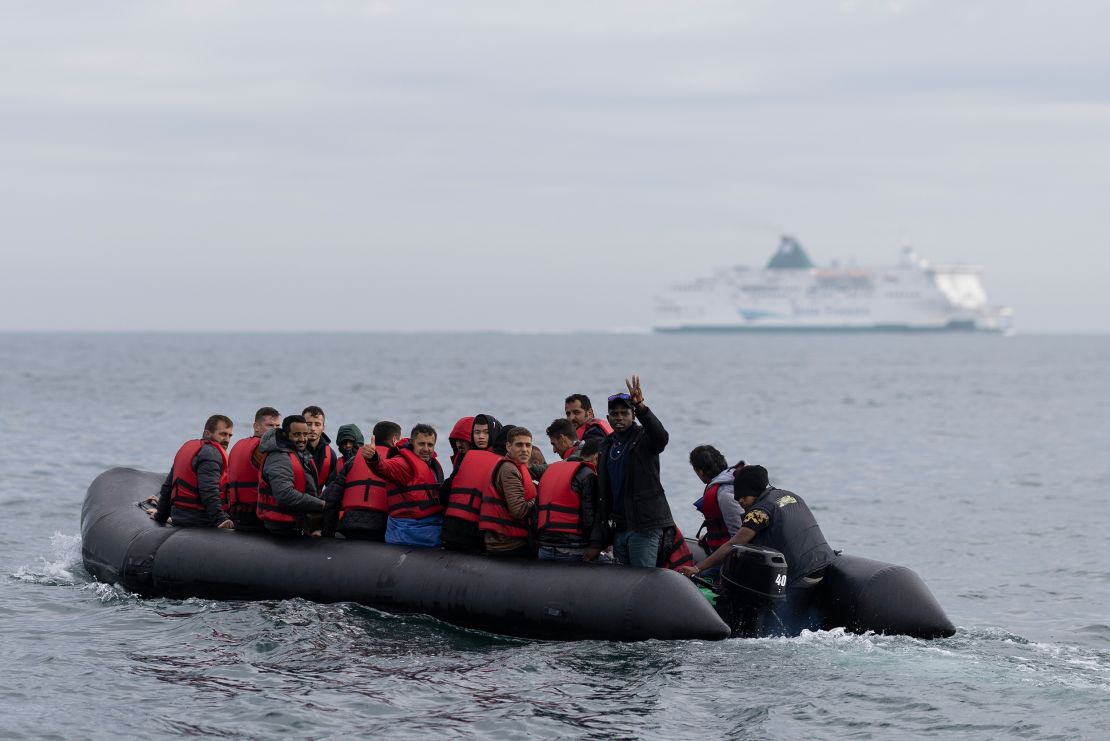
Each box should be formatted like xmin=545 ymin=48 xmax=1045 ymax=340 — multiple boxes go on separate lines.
xmin=654 ymin=236 xmax=1012 ymax=333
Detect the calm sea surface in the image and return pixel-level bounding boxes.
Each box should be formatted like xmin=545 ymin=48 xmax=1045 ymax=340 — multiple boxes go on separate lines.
xmin=1 ymin=332 xmax=1108 ymax=739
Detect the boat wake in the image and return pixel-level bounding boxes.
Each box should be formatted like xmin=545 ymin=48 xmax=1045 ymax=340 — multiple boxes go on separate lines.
xmin=9 ymin=532 xmax=86 ymax=586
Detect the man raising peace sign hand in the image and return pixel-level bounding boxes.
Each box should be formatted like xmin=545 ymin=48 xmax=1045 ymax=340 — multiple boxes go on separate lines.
xmin=595 ymin=375 xmax=677 ymax=568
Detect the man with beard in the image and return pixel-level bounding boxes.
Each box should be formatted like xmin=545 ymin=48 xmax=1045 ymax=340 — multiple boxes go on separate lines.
xmin=224 ymin=406 xmax=281 ymax=532
xmin=564 ymin=393 xmax=612 ymax=443
xmin=480 ymin=427 xmax=538 ymax=558
xmin=256 ymin=415 xmax=326 ymax=536
xmin=153 ymin=414 xmax=235 ymax=529
xmin=302 ymin=405 xmax=339 ymax=489
xmin=365 ymin=423 xmax=445 ymax=548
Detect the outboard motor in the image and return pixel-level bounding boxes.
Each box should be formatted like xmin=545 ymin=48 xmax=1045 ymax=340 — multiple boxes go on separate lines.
xmin=716 ymin=544 xmax=788 ymax=638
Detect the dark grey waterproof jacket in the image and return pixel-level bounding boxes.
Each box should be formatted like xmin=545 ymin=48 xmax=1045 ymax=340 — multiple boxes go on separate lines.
xmin=259 ymin=429 xmax=325 ymax=513
xmin=155 ymin=443 xmax=230 ymax=527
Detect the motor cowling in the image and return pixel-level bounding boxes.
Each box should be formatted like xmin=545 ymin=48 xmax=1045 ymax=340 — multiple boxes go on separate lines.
xmin=716 ymin=544 xmax=788 ymax=637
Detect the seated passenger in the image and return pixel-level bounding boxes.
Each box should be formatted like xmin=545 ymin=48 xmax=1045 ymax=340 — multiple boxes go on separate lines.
xmin=480 ymin=426 xmax=538 ymax=559
xmin=441 ymin=420 xmax=503 ymax=553
xmin=365 ymin=423 xmax=445 ymax=548
xmin=153 ymin=414 xmax=235 ymax=529
xmin=471 ymin=413 xmax=503 ymax=453
xmin=448 ymin=416 xmax=475 ymax=466
xmin=536 ymin=438 xmax=606 ymax=562
xmin=303 ymin=405 xmax=339 ymax=490
xmin=656 ymin=525 xmax=696 ymax=572
xmin=322 ymin=421 xmax=401 ymax=541
xmin=545 ymin=418 xmax=581 ymax=461
xmin=335 ymin=424 xmax=365 ymax=463
xmin=256 ymin=415 xmax=326 ymax=537
xmin=688 ymin=445 xmax=746 ymax=555
xmin=564 ymin=393 xmax=613 ymax=442
xmin=224 ymin=406 xmax=281 ymax=532
xmin=679 ymin=465 xmax=837 ymax=587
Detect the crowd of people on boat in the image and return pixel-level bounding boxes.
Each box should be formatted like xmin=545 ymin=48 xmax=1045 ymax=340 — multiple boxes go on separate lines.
xmin=151 ymin=376 xmax=836 ymax=585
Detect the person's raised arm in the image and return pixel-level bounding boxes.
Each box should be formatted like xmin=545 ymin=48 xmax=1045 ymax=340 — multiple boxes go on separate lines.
xmin=626 ymin=375 xmax=668 ymax=454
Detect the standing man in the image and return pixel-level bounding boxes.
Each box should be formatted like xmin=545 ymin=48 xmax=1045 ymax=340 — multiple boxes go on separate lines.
xmin=256 ymin=415 xmax=326 ymax=536
xmin=564 ymin=393 xmax=613 ymax=442
xmin=224 ymin=406 xmax=281 ymax=532
xmin=303 ymin=405 xmax=339 ymax=490
xmin=545 ymin=418 xmax=581 ymax=461
xmin=154 ymin=414 xmax=235 ymax=529
xmin=365 ymin=423 xmax=445 ymax=548
xmin=688 ymin=445 xmax=746 ymax=555
xmin=596 ymin=376 xmax=675 ymax=568
xmin=679 ymin=465 xmax=837 ymax=586
xmin=480 ymin=426 xmax=537 ymax=558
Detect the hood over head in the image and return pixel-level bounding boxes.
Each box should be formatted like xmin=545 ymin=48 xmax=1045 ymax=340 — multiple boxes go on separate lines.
xmin=474 ymin=413 xmax=503 ymax=451
xmin=449 ymin=416 xmax=475 ymax=444
xmin=489 ymin=419 xmax=514 ymax=456
xmin=336 ymin=424 xmax=365 ymax=447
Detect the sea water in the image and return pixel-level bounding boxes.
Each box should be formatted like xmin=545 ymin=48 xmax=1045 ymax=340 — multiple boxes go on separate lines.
xmin=1 ymin=332 xmax=1107 ymax=739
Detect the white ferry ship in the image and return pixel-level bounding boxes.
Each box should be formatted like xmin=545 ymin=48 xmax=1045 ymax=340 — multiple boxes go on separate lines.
xmin=654 ymin=236 xmax=1012 ymax=333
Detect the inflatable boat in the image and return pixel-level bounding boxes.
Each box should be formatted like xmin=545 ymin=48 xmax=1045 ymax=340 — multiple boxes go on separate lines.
xmin=81 ymin=468 xmax=955 ymax=642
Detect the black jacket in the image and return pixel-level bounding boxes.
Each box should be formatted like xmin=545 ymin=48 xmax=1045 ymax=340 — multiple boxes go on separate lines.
xmin=596 ymin=404 xmax=674 ymax=536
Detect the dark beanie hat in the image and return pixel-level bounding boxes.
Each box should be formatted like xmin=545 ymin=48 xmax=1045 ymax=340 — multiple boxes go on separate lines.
xmin=733 ymin=464 xmax=769 ymax=496
xmin=336 ymin=423 xmax=365 ymax=447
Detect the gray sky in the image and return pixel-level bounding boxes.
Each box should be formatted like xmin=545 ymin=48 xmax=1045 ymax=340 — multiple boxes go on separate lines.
xmin=3 ymin=1 xmax=1108 ymax=332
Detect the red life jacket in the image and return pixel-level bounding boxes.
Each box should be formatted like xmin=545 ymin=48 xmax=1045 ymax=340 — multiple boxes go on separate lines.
xmin=256 ymin=451 xmax=315 ymax=524
xmin=700 ymin=482 xmax=732 ymax=550
xmin=225 ymin=436 xmax=262 ymax=510
xmin=338 ymin=449 xmax=389 ymax=520
xmin=384 ymin=446 xmax=444 ymax=520
xmin=536 ymin=460 xmax=593 ymax=538
xmin=445 ymin=449 xmax=501 ymax=524
xmin=576 ymin=417 xmax=613 ymax=441
xmin=314 ymin=443 xmax=338 ymax=485
xmin=658 ymin=526 xmax=695 ymax=571
xmin=480 ymin=459 xmax=537 ymax=539
xmin=169 ymin=439 xmax=229 ymax=512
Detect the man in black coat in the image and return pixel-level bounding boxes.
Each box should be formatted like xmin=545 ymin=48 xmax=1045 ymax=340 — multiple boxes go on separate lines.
xmin=595 ymin=375 xmax=675 ymax=567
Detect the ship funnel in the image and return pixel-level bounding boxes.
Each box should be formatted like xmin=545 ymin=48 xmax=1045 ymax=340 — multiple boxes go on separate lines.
xmin=767 ymin=235 xmax=815 ymax=269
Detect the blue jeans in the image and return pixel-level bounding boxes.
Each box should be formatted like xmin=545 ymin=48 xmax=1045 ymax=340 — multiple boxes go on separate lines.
xmin=385 ymin=514 xmax=443 ymax=548
xmin=613 ymin=528 xmax=664 ymax=568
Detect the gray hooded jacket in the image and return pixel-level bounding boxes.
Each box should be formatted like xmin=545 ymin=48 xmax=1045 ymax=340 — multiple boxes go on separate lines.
xmin=259 ymin=428 xmax=325 ymax=513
